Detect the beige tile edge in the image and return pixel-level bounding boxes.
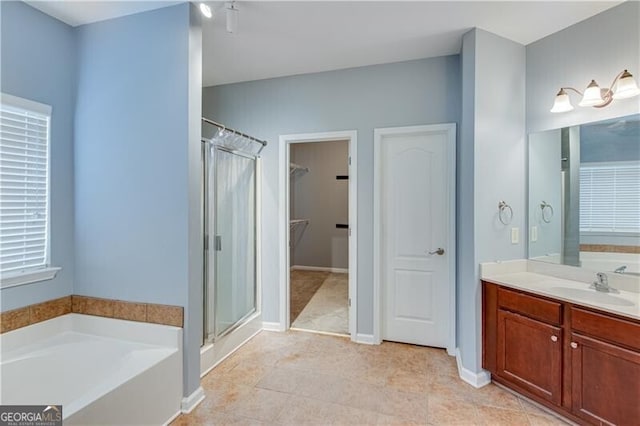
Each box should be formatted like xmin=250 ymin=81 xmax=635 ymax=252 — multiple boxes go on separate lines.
xmin=1 ymin=295 xmax=183 ymax=334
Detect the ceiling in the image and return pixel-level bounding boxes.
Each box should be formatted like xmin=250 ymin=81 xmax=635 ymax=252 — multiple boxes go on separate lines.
xmin=25 ymin=1 xmax=182 ymax=27
xmin=24 ymin=1 xmax=622 ymax=87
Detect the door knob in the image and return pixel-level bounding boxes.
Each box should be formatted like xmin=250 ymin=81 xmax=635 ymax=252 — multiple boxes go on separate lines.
xmin=550 ymin=335 xmax=558 ymax=342
xmin=571 ymin=342 xmax=578 ymax=349
xmin=428 ymin=248 xmax=445 ymax=255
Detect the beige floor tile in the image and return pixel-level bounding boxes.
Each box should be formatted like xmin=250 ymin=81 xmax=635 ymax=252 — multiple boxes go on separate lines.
xmin=255 ymin=366 xmax=305 ymax=394
xmin=527 ymin=412 xmax=571 ymax=426
xmin=471 ymin=384 xmax=522 ymax=411
xmin=291 ymin=272 xmax=349 ymax=334
xmin=223 ymin=388 xmax=291 ymax=422
xmin=275 ymin=395 xmax=337 ymax=425
xmin=173 ymin=327 xmax=572 ymax=426
xmin=427 ymin=395 xmax=479 ymax=425
xmin=378 ymin=388 xmax=429 ymax=423
xmin=475 ymin=406 xmax=530 ymax=426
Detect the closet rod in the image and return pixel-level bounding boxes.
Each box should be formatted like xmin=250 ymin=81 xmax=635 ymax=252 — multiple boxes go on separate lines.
xmin=202 ymin=117 xmax=267 ymax=147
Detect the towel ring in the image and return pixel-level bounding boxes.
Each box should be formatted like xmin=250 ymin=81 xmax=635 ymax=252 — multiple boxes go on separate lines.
xmin=540 ymin=201 xmax=554 ymax=223
xmin=498 ymin=201 xmax=513 ymax=225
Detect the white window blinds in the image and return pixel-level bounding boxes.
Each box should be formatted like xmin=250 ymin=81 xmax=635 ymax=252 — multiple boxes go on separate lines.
xmin=580 ymin=162 xmax=640 ymax=233
xmin=0 ymin=94 xmax=52 ymax=275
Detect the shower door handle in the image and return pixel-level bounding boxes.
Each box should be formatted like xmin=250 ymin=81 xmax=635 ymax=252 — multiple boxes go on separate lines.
xmin=215 ymin=235 xmax=222 ymax=251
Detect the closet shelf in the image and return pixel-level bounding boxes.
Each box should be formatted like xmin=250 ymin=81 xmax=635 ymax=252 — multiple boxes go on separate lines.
xmin=290 ymin=219 xmax=310 ymax=228
xmin=290 ymin=162 xmax=309 ymax=175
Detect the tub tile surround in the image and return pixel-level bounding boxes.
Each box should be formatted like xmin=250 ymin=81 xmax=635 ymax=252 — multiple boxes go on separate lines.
xmin=480 ymin=259 xmax=640 ymax=320
xmin=580 ymin=244 xmax=640 ymax=254
xmin=0 ymin=295 xmax=183 ymax=333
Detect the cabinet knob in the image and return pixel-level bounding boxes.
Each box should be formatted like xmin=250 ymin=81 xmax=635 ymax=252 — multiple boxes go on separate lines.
xmin=571 ymin=342 xmax=578 ymax=349
xmin=550 ymin=335 xmax=558 ymax=342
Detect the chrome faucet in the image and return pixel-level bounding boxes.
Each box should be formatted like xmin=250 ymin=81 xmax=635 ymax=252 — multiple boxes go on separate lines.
xmin=590 ymin=272 xmax=618 ymax=293
xmin=614 ymin=265 xmax=627 ymax=274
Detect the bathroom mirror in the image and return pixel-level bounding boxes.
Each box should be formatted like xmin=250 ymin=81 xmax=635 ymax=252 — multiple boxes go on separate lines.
xmin=528 ymin=113 xmax=640 ymax=276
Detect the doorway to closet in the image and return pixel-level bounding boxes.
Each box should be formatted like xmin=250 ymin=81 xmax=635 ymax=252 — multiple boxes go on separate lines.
xmin=279 ymin=131 xmax=357 ymax=339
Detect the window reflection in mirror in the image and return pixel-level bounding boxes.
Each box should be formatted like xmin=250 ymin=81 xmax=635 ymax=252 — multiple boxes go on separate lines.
xmin=528 ymin=114 xmax=640 ymax=276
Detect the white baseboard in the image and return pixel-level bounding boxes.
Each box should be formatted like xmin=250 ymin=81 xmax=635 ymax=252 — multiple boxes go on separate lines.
xmin=455 ymin=348 xmax=491 ymax=388
xmin=291 ymin=265 xmax=349 ymax=274
xmin=181 ymin=386 xmax=205 ymax=413
xmin=354 ymin=333 xmax=376 ymax=345
xmin=262 ymin=321 xmax=284 ymax=332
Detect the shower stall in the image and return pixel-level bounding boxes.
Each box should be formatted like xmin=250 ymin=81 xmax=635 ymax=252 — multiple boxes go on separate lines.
xmin=201 ymin=118 xmax=264 ymax=345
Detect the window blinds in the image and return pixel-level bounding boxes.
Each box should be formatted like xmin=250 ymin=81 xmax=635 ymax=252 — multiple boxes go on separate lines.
xmin=0 ymin=96 xmax=51 ymax=275
xmin=580 ymin=162 xmax=640 ymax=233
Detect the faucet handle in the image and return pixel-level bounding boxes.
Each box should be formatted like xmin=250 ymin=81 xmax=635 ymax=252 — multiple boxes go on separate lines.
xmin=596 ymin=272 xmax=608 ymax=285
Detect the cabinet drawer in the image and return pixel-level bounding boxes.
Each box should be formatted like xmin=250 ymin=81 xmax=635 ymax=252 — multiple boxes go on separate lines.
xmin=498 ymin=288 xmax=562 ymax=325
xmin=571 ymin=307 xmax=640 ymax=351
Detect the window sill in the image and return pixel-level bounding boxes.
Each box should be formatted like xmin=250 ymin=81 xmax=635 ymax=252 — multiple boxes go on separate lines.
xmin=1 ymin=267 xmax=61 ymax=289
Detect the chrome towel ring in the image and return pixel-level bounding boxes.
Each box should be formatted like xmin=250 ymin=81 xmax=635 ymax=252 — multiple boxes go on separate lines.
xmin=540 ymin=201 xmax=554 ymax=223
xmin=498 ymin=201 xmax=513 ymax=225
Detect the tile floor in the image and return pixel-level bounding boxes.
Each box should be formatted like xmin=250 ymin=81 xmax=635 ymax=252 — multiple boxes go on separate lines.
xmin=172 ymin=330 xmax=570 ymax=425
xmin=290 ymin=270 xmax=330 ymax=324
xmin=292 ymin=272 xmax=348 ymax=334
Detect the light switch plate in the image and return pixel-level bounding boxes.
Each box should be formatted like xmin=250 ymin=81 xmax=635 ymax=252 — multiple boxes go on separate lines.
xmin=530 ymin=226 xmax=538 ymax=242
xmin=511 ymin=227 xmax=519 ymax=244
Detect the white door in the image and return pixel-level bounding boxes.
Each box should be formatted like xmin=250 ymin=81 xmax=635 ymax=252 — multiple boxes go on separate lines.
xmin=375 ymin=124 xmax=455 ymax=348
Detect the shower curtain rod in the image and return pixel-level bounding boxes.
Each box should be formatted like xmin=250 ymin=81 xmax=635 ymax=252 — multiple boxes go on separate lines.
xmin=202 ymin=117 xmax=267 ymax=147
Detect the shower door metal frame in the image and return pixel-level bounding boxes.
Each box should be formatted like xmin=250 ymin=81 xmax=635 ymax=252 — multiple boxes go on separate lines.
xmin=202 ymin=143 xmax=259 ymax=344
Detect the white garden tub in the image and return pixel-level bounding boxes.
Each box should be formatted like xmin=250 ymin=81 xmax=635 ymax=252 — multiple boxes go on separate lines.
xmin=0 ymin=313 xmax=182 ymax=425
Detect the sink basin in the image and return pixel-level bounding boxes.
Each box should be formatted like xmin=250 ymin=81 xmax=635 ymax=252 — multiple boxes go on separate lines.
xmin=548 ymin=287 xmax=635 ymax=307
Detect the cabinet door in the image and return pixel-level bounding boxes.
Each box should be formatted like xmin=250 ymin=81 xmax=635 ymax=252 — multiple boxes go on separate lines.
xmin=497 ymin=310 xmax=562 ymax=405
xmin=571 ymin=333 xmax=640 ymax=425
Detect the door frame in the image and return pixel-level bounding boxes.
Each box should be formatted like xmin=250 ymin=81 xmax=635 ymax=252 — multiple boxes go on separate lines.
xmin=373 ymin=123 xmax=456 ymax=355
xmin=278 ymin=130 xmax=358 ymax=340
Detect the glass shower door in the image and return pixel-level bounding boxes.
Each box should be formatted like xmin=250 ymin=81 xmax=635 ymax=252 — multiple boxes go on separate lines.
xmin=210 ymin=147 xmax=256 ymax=340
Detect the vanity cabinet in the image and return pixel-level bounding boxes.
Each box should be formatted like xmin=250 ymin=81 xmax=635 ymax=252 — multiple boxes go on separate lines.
xmin=483 ymin=281 xmax=640 ymax=425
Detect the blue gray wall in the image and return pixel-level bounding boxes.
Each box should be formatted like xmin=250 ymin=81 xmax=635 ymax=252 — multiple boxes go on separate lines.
xmin=0 ymin=1 xmax=76 ymax=311
xmin=527 ymin=1 xmax=640 ymax=134
xmin=74 ymin=3 xmax=203 ymax=396
xmin=459 ymin=29 xmax=526 ymax=374
xmin=203 ymin=56 xmax=461 ymax=334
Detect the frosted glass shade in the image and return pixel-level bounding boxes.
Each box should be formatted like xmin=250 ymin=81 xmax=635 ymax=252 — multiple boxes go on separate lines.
xmin=613 ymin=71 xmax=640 ymax=99
xmin=550 ymin=89 xmax=574 ymax=113
xmin=226 ymin=6 xmax=238 ymax=33
xmin=579 ymin=80 xmax=604 ymax=107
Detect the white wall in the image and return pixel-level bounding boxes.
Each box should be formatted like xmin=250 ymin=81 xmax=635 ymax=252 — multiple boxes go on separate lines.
xmin=291 ymin=140 xmax=349 ymax=270
xmin=459 ymin=28 xmax=526 ymax=374
xmin=527 ymin=1 xmax=640 ymax=133
xmin=203 ymin=56 xmax=461 ymax=334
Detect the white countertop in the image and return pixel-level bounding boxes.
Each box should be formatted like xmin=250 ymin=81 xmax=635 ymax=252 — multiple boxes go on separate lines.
xmin=482 ymin=271 xmax=640 ymax=321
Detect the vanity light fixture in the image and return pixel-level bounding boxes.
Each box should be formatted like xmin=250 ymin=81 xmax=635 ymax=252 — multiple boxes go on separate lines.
xmin=550 ymin=69 xmax=640 ymax=113
xmin=226 ymin=2 xmax=239 ymax=33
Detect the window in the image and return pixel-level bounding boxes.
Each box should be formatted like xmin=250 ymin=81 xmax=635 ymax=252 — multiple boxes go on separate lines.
xmin=1 ymin=93 xmax=58 ymax=286
xmin=580 ymin=162 xmax=640 ymax=233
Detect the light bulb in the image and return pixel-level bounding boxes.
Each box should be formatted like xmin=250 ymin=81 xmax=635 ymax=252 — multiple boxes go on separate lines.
xmin=199 ymin=3 xmax=212 ymax=19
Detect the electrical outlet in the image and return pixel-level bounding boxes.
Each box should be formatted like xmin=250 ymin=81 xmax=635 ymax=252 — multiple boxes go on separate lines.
xmin=530 ymin=226 xmax=538 ymax=242
xmin=511 ymin=227 xmax=519 ymax=244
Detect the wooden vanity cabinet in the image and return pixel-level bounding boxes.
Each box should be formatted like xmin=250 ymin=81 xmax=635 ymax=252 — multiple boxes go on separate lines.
xmin=570 ymin=308 xmax=640 ymax=425
xmin=483 ymin=281 xmax=640 ymax=425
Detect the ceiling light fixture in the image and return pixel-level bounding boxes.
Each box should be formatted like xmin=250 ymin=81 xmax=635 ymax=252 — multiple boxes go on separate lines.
xmin=199 ymin=3 xmax=212 ymax=19
xmin=226 ymin=2 xmax=238 ymax=34
xmin=550 ymin=69 xmax=640 ymax=113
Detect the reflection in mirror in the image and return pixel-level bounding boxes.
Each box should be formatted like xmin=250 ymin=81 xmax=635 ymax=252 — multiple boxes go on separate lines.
xmin=528 ymin=114 xmax=640 ymax=275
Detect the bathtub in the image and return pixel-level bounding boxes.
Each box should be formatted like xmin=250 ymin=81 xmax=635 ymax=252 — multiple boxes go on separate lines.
xmin=580 ymin=251 xmax=640 ymax=275
xmin=0 ymin=313 xmax=182 ymax=425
